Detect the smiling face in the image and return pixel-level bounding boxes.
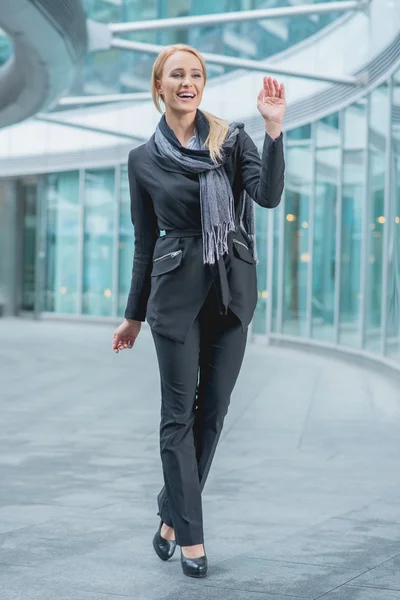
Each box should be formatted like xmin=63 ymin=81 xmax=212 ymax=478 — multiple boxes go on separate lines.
xmin=156 ymin=50 xmax=205 ymax=115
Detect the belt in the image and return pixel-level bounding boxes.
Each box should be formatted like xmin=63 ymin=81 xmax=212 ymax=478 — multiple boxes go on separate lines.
xmin=158 ymin=228 xmax=202 ymax=238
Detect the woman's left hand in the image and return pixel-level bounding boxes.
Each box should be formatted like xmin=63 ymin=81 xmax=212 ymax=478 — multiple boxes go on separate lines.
xmin=257 ymin=76 xmax=286 ymax=138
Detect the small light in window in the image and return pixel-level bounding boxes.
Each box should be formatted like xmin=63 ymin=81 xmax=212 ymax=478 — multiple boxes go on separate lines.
xmin=395 ymin=216 xmax=400 ymax=224
xmin=261 ymin=290 xmax=269 ymax=299
xmin=300 ymin=252 xmax=310 ymax=263
xmin=302 ymin=221 xmax=308 ymax=228
xmin=286 ymin=214 xmax=296 ymax=222
xmin=377 ymin=216 xmax=385 ymax=224
xmin=104 ymin=289 xmax=112 ymax=298
xmin=60 ymin=287 xmax=67 ymax=295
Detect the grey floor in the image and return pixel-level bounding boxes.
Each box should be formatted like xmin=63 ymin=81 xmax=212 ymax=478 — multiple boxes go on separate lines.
xmin=1 ymin=317 xmax=400 ymax=600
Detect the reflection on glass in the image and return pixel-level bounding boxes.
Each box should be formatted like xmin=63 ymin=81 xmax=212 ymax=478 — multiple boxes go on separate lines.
xmin=77 ymin=0 xmax=343 ymax=95
xmin=253 ymin=205 xmax=268 ymax=334
xmin=271 ymin=208 xmax=280 ymax=332
xmin=83 ymin=0 xmax=121 ymax=22
xmin=365 ymin=151 xmax=385 ymax=352
xmin=121 ymin=1 xmax=167 ymax=92
xmin=312 ymin=115 xmax=340 ymax=341
xmin=83 ymin=169 xmax=115 ymax=316
xmin=283 ymin=143 xmax=312 ymax=336
xmin=339 ymin=151 xmax=363 ymax=348
xmin=387 ymin=69 xmax=400 ymax=359
xmin=21 ymin=184 xmax=37 ymax=311
xmin=45 ymin=172 xmax=80 ymax=313
xmin=365 ymin=84 xmax=388 ymax=353
xmin=83 ymin=49 xmax=121 ymax=95
xmin=118 ymin=166 xmax=135 ymax=316
xmin=339 ymin=101 xmax=366 ymax=348
xmin=343 ymin=102 xmax=367 ymax=149
xmin=80 ymin=1 xmax=123 ymax=94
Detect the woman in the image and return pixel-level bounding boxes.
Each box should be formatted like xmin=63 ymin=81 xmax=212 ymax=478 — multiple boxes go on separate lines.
xmin=112 ymin=44 xmax=285 ymax=578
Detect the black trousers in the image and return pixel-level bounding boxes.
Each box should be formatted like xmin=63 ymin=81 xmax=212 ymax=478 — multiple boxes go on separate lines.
xmin=151 ymin=287 xmax=248 ymax=547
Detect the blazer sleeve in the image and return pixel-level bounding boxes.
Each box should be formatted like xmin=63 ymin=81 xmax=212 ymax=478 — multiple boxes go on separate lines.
xmin=124 ymin=150 xmax=158 ymax=321
xmin=239 ymin=128 xmax=285 ymax=208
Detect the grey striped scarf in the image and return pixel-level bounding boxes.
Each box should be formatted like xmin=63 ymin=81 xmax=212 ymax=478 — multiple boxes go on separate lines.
xmin=154 ymin=121 xmax=258 ymax=265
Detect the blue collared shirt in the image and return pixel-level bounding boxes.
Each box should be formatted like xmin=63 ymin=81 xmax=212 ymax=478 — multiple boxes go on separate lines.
xmin=187 ymin=128 xmax=202 ymax=150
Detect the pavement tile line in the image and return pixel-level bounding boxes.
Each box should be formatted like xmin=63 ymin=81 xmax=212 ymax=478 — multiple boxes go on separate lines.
xmin=311 ymin=550 xmax=400 ymax=599
xmin=346 ymin=583 xmax=400 ymax=592
xmin=238 ymin=556 xmax=356 ymax=570
xmin=347 ymin=584 xmax=400 ymax=592
xmin=199 ymin=581 xmax=309 ymax=598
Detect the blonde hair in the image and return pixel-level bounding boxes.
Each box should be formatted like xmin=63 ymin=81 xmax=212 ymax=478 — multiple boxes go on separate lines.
xmin=151 ymin=44 xmax=229 ymax=163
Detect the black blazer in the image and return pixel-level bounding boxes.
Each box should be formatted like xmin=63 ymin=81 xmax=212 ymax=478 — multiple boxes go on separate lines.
xmin=124 ymin=127 xmax=285 ymax=343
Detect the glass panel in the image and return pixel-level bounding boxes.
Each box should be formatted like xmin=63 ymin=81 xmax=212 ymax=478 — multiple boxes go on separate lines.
xmin=311 ymin=115 xmax=340 ymax=342
xmin=282 ymin=132 xmax=312 ymax=336
xmin=339 ymin=151 xmax=363 ymax=348
xmin=83 ymin=169 xmax=115 ymax=316
xmin=271 ymin=207 xmax=280 ymax=332
xmin=76 ymin=0 xmax=345 ymax=96
xmin=159 ymin=0 xmax=192 ymax=46
xmin=118 ymin=165 xmax=135 ymax=316
xmin=0 ymin=181 xmax=17 ymax=317
xmin=45 ymin=171 xmax=80 ymax=313
xmin=21 ymin=183 xmax=37 ymax=311
xmin=387 ymin=69 xmax=400 ymax=360
xmin=339 ymin=100 xmax=367 ymax=348
xmin=83 ymin=0 xmax=121 ymax=21
xmin=343 ymin=101 xmax=367 ymax=149
xmin=253 ymin=205 xmax=268 ymax=334
xmin=120 ymin=1 xmax=166 ymax=93
xmin=82 ymin=49 xmax=122 ymax=96
xmin=79 ymin=1 xmax=123 ymax=94
xmin=365 ymin=84 xmax=389 ymax=353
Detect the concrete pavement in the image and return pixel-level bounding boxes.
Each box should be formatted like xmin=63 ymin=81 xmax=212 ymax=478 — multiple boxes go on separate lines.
xmin=1 ymin=317 xmax=400 ymax=599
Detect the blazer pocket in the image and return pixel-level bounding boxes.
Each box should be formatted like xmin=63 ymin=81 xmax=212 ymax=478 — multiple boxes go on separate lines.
xmin=151 ymin=249 xmax=183 ymax=276
xmin=232 ymin=239 xmax=255 ymax=264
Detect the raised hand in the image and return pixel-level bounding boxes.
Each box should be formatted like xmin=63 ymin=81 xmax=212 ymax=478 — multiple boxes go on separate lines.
xmin=257 ymin=76 xmax=286 ymax=139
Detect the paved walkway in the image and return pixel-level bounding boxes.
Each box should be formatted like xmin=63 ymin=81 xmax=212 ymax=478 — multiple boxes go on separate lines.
xmin=1 ymin=317 xmax=400 ymax=600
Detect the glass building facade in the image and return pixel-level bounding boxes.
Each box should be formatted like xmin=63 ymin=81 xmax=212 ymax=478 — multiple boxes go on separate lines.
xmin=76 ymin=0 xmax=342 ymax=95
xmin=0 ymin=1 xmax=399 ymax=371
xmin=31 ymin=61 xmax=400 ymax=365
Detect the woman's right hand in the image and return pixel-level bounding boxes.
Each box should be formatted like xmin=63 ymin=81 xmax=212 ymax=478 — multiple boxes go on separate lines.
xmin=112 ymin=319 xmax=141 ymax=354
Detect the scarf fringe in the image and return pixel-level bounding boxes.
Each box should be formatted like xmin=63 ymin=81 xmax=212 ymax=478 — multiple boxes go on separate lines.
xmin=203 ymin=221 xmax=237 ymax=265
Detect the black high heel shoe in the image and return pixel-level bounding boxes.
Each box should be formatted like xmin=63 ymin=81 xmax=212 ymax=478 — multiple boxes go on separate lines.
xmin=180 ymin=546 xmax=208 ymax=578
xmin=152 ymin=520 xmax=177 ymax=561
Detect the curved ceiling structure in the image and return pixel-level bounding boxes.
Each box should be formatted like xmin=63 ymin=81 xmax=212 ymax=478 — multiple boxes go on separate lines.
xmin=0 ymin=0 xmax=87 ymax=128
